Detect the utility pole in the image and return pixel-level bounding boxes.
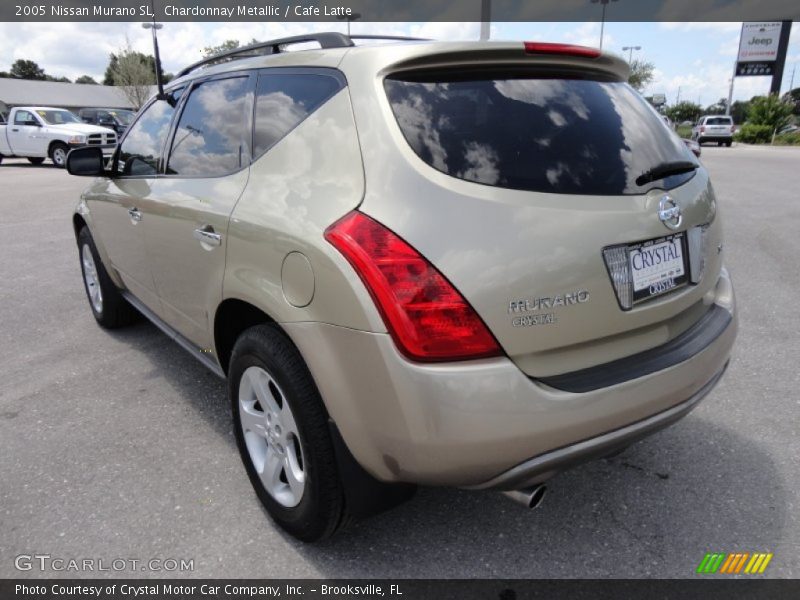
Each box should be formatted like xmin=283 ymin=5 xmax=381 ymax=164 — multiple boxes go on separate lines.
xmin=790 ymin=64 xmax=796 ymax=93
xmin=676 ymin=86 xmax=681 ymax=104
xmin=141 ymin=1 xmax=164 ymax=100
xmin=726 ymin=60 xmax=736 ymax=115
xmin=480 ymin=0 xmax=491 ymax=41
xmin=591 ymin=0 xmax=618 ymax=50
xmin=336 ymin=12 xmax=361 ymax=36
xmin=622 ymin=45 xmax=641 ymax=63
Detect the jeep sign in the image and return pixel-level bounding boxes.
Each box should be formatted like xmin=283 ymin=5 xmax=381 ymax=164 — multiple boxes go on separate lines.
xmin=734 ymin=21 xmax=791 ymax=86
xmin=737 ymin=22 xmax=782 ymax=63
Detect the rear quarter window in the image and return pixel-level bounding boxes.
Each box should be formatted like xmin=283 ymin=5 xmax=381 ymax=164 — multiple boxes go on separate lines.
xmin=253 ymin=72 xmax=343 ymax=157
xmin=385 ymin=74 xmax=697 ymax=195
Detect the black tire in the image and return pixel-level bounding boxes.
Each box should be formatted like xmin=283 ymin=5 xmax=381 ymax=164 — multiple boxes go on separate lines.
xmin=0 ymin=154 xmax=4 ymax=165
xmin=50 ymin=142 xmax=69 ymax=168
xmin=229 ymin=324 xmax=349 ymax=542
xmin=27 ymin=157 xmax=45 ymax=165
xmin=77 ymin=227 xmax=138 ymax=328
xmin=725 ymin=140 xmax=732 ymax=147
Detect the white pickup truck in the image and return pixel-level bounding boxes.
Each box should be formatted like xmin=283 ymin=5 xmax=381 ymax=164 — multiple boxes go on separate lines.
xmin=0 ymin=106 xmax=117 ymax=167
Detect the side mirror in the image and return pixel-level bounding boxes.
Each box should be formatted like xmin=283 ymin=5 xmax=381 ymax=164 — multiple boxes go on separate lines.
xmin=66 ymin=146 xmax=108 ymax=177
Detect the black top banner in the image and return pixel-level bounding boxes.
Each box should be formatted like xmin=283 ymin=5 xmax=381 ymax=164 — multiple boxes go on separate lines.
xmin=3 ymin=0 xmax=800 ymax=22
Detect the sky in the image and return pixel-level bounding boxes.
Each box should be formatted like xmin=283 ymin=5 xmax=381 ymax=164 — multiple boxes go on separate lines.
xmin=0 ymin=20 xmax=798 ymax=107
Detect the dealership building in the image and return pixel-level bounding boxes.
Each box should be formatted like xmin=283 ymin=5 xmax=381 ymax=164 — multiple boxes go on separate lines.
xmin=0 ymin=77 xmax=137 ymax=119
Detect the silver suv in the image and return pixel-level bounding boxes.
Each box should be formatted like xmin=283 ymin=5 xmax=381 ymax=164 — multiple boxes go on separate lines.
xmin=68 ymin=34 xmax=737 ymax=541
xmin=692 ymin=114 xmax=735 ymax=146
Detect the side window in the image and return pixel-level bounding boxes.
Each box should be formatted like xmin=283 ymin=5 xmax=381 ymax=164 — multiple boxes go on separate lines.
xmin=253 ymin=73 xmax=342 ymax=157
xmin=117 ymin=88 xmax=183 ymax=176
xmin=15 ymin=110 xmax=33 ymax=125
xmin=166 ymin=76 xmax=251 ymax=177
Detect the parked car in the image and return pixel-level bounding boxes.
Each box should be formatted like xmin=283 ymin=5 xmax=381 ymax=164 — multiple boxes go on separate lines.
xmin=682 ymin=137 xmax=702 ymax=157
xmin=67 ymin=34 xmax=737 ymax=541
xmin=692 ymin=115 xmax=735 ymax=146
xmin=78 ymin=108 xmax=136 ymax=136
xmin=0 ymin=106 xmax=117 ymax=167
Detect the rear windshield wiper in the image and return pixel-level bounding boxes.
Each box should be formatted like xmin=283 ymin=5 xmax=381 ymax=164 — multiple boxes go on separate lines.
xmin=636 ymin=160 xmax=698 ymax=187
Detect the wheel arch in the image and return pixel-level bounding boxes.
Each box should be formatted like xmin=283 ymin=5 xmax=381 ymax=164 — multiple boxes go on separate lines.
xmin=48 ymin=139 xmax=68 ymax=156
xmin=213 ymin=298 xmax=281 ymax=376
xmin=73 ymin=213 xmax=88 ymax=241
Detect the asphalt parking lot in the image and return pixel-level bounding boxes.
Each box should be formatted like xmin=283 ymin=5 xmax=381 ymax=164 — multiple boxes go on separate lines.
xmin=1 ymin=144 xmax=799 ymax=579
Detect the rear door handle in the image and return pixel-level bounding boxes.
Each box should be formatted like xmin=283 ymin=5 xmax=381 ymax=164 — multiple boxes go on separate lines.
xmin=128 ymin=207 xmax=142 ymax=223
xmin=193 ymin=226 xmax=221 ymax=247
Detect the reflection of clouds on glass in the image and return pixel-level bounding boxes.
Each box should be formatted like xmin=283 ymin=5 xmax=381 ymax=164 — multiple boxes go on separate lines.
xmin=119 ymin=101 xmax=176 ymax=173
xmin=168 ymin=77 xmax=248 ymax=176
xmin=255 ymin=90 xmax=308 ymax=152
xmin=545 ymin=162 xmax=578 ymax=186
xmin=391 ymin=91 xmax=449 ymax=171
xmin=495 ymin=80 xmax=589 ymax=121
xmin=548 ymin=110 xmax=566 ymax=127
xmin=457 ymin=142 xmax=499 ymax=185
xmin=600 ymin=84 xmax=671 ymax=193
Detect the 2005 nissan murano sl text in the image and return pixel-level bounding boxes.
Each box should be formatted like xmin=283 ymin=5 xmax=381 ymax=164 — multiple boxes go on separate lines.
xmin=68 ymin=33 xmax=737 ymax=541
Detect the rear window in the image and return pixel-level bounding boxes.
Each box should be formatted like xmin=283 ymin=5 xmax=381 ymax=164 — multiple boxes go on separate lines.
xmin=384 ymin=75 xmax=697 ymax=195
xmin=705 ymin=117 xmax=732 ymax=125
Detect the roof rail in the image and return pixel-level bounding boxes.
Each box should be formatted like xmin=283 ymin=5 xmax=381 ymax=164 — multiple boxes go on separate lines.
xmin=176 ymin=32 xmax=354 ymax=78
xmin=349 ymin=35 xmax=431 ymax=43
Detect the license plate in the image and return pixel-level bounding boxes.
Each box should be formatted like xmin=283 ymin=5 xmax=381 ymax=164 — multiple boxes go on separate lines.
xmin=628 ymin=233 xmax=688 ymax=304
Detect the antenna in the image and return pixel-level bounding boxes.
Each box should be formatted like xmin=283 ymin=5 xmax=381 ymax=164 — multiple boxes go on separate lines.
xmin=142 ymin=0 xmax=165 ymax=100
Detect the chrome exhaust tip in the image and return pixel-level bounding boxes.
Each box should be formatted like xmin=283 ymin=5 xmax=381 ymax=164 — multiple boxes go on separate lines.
xmin=501 ymin=485 xmax=547 ymax=509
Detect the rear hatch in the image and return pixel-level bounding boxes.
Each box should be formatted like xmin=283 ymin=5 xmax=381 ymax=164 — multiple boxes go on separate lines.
xmin=702 ymin=116 xmax=734 ymax=136
xmin=354 ymin=44 xmax=722 ymax=377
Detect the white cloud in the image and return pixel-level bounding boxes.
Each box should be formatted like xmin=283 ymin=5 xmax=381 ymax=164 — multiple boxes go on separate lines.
xmin=562 ymin=22 xmax=613 ymax=49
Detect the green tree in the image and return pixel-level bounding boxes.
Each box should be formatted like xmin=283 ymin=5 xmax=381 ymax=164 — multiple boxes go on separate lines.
xmin=730 ymin=100 xmax=751 ymax=124
xmin=106 ymin=44 xmax=158 ymax=109
xmin=104 ymin=50 xmax=164 ymax=86
xmin=75 ymin=75 xmax=98 ymax=84
xmin=665 ymin=101 xmax=703 ymax=124
xmin=628 ymin=58 xmax=655 ymax=92
xmin=704 ymin=97 xmax=728 ymax=114
xmin=202 ymin=38 xmax=259 ymax=58
xmin=781 ymin=87 xmax=800 ymax=116
xmin=10 ymin=59 xmax=46 ymax=80
xmin=747 ymin=94 xmax=793 ymax=132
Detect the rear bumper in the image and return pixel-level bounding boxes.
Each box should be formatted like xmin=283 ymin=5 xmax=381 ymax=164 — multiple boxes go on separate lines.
xmin=283 ymin=269 xmax=736 ymax=488
xmin=698 ymin=134 xmax=733 ymax=141
xmin=469 ymin=361 xmax=727 ymax=490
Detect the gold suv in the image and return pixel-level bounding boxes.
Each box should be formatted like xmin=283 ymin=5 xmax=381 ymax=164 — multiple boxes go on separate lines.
xmin=68 ymin=34 xmax=737 ymax=541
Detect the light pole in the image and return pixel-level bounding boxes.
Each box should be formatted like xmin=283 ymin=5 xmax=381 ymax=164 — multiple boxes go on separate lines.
xmin=622 ymin=45 xmax=641 ymax=63
xmin=591 ymin=0 xmax=618 ymax=50
xmin=142 ymin=20 xmax=164 ymax=99
xmin=336 ymin=12 xmax=361 ymax=37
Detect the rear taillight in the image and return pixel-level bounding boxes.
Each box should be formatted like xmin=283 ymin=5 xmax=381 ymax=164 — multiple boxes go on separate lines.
xmin=325 ymin=211 xmax=501 ymax=362
xmin=700 ymin=126 xmax=706 ymax=133
xmin=524 ymin=42 xmax=601 ymax=58
xmin=731 ymin=125 xmax=736 ymax=133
